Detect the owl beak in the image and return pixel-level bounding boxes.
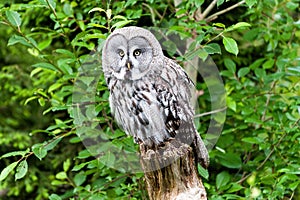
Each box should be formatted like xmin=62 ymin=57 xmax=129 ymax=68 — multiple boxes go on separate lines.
xmin=126 ymin=61 xmax=132 ymax=70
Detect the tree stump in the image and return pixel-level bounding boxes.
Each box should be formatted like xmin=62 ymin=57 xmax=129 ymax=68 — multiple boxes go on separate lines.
xmin=139 ymin=140 xmax=207 ymax=200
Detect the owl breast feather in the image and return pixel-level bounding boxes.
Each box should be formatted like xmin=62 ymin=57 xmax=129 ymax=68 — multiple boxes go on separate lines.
xmin=108 ymin=70 xmax=194 ymax=148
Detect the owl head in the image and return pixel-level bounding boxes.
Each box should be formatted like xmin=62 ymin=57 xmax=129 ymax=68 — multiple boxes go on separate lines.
xmin=102 ymin=26 xmax=163 ymax=81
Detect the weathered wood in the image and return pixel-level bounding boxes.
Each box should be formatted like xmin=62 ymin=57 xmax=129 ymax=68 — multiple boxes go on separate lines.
xmin=140 ymin=140 xmax=207 ymax=200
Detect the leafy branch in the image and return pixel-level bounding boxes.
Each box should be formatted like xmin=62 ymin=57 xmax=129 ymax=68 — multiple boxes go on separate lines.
xmin=205 ymin=0 xmax=246 ymax=21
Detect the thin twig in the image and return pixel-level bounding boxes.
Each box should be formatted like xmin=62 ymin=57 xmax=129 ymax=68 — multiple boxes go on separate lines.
xmin=256 ymin=133 xmax=287 ymax=170
xmin=201 ymin=0 xmax=218 ymax=20
xmin=261 ymin=81 xmax=276 ymax=121
xmin=238 ymin=133 xmax=286 ymax=184
xmin=142 ymin=3 xmax=159 ymax=25
xmin=194 ymin=107 xmax=227 ymax=118
xmin=238 ymin=117 xmax=300 ymax=184
xmin=236 ymin=173 xmax=252 ymax=184
xmin=289 ymin=191 xmax=295 ymax=200
xmin=205 ymin=0 xmax=246 ymax=21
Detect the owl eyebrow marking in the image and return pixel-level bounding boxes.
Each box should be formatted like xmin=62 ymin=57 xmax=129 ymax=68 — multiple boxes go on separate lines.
xmin=130 ymin=35 xmax=149 ymax=42
xmin=129 ymin=36 xmax=153 ymax=52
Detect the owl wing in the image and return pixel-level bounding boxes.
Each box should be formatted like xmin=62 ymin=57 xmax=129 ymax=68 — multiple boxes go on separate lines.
xmin=156 ymin=58 xmax=196 ymax=143
xmin=156 ymin=58 xmax=209 ymax=168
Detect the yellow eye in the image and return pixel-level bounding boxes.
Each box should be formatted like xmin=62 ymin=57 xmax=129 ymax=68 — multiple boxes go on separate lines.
xmin=133 ymin=49 xmax=141 ymax=56
xmin=118 ymin=50 xmax=125 ymax=57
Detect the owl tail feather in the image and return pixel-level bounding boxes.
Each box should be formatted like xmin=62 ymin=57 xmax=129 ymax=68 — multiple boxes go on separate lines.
xmin=192 ymin=133 xmax=209 ymax=169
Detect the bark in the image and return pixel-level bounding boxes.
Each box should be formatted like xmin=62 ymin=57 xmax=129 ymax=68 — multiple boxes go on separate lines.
xmin=140 ymin=140 xmax=207 ymax=200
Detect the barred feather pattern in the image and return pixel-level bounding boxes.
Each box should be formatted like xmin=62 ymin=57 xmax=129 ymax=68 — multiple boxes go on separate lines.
xmin=102 ymin=27 xmax=209 ymax=168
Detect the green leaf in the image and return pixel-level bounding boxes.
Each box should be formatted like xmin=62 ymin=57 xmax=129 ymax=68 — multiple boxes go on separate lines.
xmin=226 ymin=96 xmax=236 ymax=112
xmin=57 ymin=59 xmax=73 ymax=74
xmin=223 ymin=37 xmax=238 ymax=56
xmin=162 ymin=40 xmax=177 ymax=56
xmin=56 ymin=172 xmax=67 ymax=180
xmin=15 ymin=160 xmax=28 ymax=180
xmin=204 ymin=43 xmax=221 ymax=55
xmin=63 ymin=159 xmax=71 ymax=172
xmin=288 ymin=66 xmax=300 ymax=75
xmin=28 ymin=48 xmax=39 ymax=56
xmin=185 ymin=48 xmax=207 ymax=61
xmin=100 ymin=151 xmax=115 ymax=167
xmin=36 ymin=90 xmax=48 ymax=98
xmin=286 ymin=2 xmax=298 ymax=10
xmin=245 ymin=115 xmax=263 ymax=124
xmin=213 ymin=23 xmax=226 ymax=29
xmin=88 ymin=7 xmax=106 ymax=14
xmin=32 ymin=62 xmax=59 ymax=72
xmin=112 ymin=15 xmax=128 ymax=20
xmin=175 ymin=9 xmax=187 ymax=17
xmin=77 ymin=149 xmax=91 ymax=159
xmin=262 ymin=59 xmax=275 ymax=69
xmin=111 ymin=20 xmax=133 ymax=29
xmin=78 ymin=20 xmax=85 ymax=31
xmin=45 ymin=138 xmax=62 ymax=151
xmin=124 ymin=0 xmax=138 ymax=7
xmin=51 ymin=180 xmax=68 ymax=185
xmin=254 ymin=68 xmax=266 ymax=79
xmin=238 ymin=67 xmax=250 ymax=77
xmin=72 ymin=162 xmax=90 ymax=171
xmin=32 ymin=143 xmax=47 ymax=160
xmin=24 ymin=96 xmax=39 ymax=105
xmin=198 ymin=49 xmax=208 ymax=61
xmin=217 ymin=0 xmax=225 ymax=7
xmin=5 ymin=10 xmax=22 ymax=27
xmin=0 ymin=161 xmax=18 ymax=182
xmin=244 ymin=28 xmax=260 ymax=41
xmin=220 ymin=70 xmax=233 ymax=78
xmin=74 ymin=172 xmax=87 ymax=186
xmin=106 ymin=9 xmax=112 ymax=19
xmin=1 ymin=150 xmax=28 ymax=159
xmin=218 ymin=152 xmax=242 ymax=169
xmin=249 ymin=58 xmax=265 ymax=70
xmin=227 ymin=22 xmax=251 ymax=32
xmin=27 ymin=36 xmax=38 ymax=47
xmin=8 ymin=35 xmax=32 ymax=47
xmin=224 ymin=58 xmax=236 ymax=74
xmin=247 ymin=173 xmax=257 ymax=186
xmin=55 ymin=49 xmax=75 ymax=58
xmin=289 ymin=181 xmax=300 ymax=190
xmin=39 ymin=0 xmax=56 ymax=10
xmin=216 ymin=171 xmax=231 ymax=189
xmin=242 ymin=137 xmax=262 ymax=144
xmin=30 ymin=67 xmax=43 ymax=77
xmin=88 ymin=23 xmax=107 ymax=29
xmin=246 ymin=0 xmax=257 ymax=8
xmin=38 ymin=37 xmax=52 ymax=50
xmin=195 ymin=0 xmax=204 ymax=7
xmin=48 ymin=83 xmax=63 ymax=93
xmin=38 ymin=97 xmax=45 ymax=107
xmin=197 ymin=164 xmax=209 ymax=180
xmin=49 ymin=194 xmax=62 ymax=200
xmin=63 ymin=3 xmax=73 ymax=15
xmin=227 ymin=183 xmax=244 ymax=193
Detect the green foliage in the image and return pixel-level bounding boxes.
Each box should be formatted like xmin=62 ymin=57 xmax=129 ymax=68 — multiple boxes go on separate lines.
xmin=0 ymin=0 xmax=299 ymax=199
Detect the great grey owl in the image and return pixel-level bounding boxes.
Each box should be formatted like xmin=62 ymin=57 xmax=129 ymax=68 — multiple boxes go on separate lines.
xmin=102 ymin=26 xmax=209 ymax=168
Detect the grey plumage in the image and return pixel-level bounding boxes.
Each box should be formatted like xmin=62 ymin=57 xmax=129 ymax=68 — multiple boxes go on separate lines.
xmin=102 ymin=26 xmax=209 ymax=168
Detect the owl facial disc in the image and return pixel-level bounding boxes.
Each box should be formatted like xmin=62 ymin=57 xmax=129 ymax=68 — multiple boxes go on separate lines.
xmin=102 ymin=28 xmax=163 ymax=80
